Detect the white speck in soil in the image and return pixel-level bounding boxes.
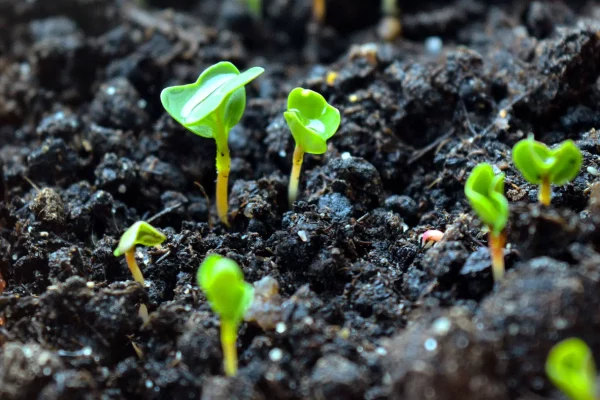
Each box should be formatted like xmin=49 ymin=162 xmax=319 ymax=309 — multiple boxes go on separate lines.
xmin=43 ymin=367 xmax=52 ymax=376
xmin=508 ymin=323 xmax=520 ymax=336
xmin=276 ymin=322 xmax=287 ymax=333
xmin=553 ymin=317 xmax=568 ymax=329
xmin=118 ymin=184 xmax=126 ymax=194
xmin=106 ymin=87 xmax=116 ymax=95
xmin=269 ymin=348 xmax=283 ymax=362
xmin=425 ymin=36 xmax=443 ymax=55
xmin=145 ymin=380 xmax=154 ymax=389
xmin=82 ymin=347 xmax=92 ymax=356
xmin=40 ymin=231 xmax=48 ymax=237
xmin=424 ymin=338 xmax=438 ymax=351
xmin=455 ymin=334 xmax=469 ymax=349
xmin=298 ymin=230 xmax=308 ymax=242
xmin=86 ymin=281 xmax=95 ymax=289
xmin=278 ymin=150 xmax=286 ymax=158
xmin=137 ymin=99 xmax=147 ymax=109
xmin=303 ymin=316 xmax=314 ymax=325
xmin=376 ymin=347 xmax=387 ymax=356
xmin=432 ymin=317 xmax=451 ymax=335
xmin=341 ymin=152 xmax=351 ymax=160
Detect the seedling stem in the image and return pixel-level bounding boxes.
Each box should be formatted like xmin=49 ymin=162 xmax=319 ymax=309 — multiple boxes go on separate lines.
xmin=221 ymin=319 xmax=239 ymax=377
xmin=288 ymin=145 xmax=305 ymax=208
xmin=540 ymin=177 xmax=551 ymax=206
xmin=215 ymin=126 xmax=231 ymax=226
xmin=489 ymin=232 xmax=506 ymax=281
xmin=125 ymin=249 xmax=149 ymax=321
xmin=313 ymin=0 xmax=325 ymax=23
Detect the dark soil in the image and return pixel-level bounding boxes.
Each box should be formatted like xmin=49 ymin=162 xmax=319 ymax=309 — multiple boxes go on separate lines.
xmin=1 ymin=0 xmax=600 ymax=399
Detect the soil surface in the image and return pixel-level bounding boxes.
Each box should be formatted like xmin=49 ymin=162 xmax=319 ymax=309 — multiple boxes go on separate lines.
xmin=1 ymin=0 xmax=600 ymax=399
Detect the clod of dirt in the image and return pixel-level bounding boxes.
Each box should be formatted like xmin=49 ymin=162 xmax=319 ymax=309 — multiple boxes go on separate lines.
xmin=0 ymin=342 xmax=64 ymax=400
xmin=477 ymin=256 xmax=600 ymax=396
xmin=383 ymin=308 xmax=508 ymax=400
xmin=30 ymin=188 xmax=66 ymax=225
xmin=201 ymin=375 xmax=261 ymax=400
xmin=89 ymin=77 xmax=149 ymax=129
xmin=245 ymin=276 xmax=284 ymax=330
xmin=310 ymin=354 xmax=369 ymax=400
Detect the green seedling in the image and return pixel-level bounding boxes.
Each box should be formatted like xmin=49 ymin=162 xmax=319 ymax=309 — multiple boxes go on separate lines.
xmin=246 ymin=0 xmax=261 ymax=19
xmin=464 ymin=163 xmax=509 ymax=281
xmin=284 ymin=87 xmax=341 ymax=207
xmin=512 ymin=134 xmax=582 ymax=206
xmin=114 ymin=221 xmax=166 ymax=321
xmin=546 ymin=338 xmax=597 ymax=400
xmin=161 ymin=62 xmax=264 ymax=226
xmin=197 ymin=254 xmax=254 ymax=376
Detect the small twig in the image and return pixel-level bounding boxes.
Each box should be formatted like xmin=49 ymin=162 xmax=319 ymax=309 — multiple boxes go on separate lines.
xmin=194 ymin=182 xmax=212 ymax=229
xmin=22 ymin=175 xmax=41 ymax=192
xmin=408 ymin=128 xmax=455 ymax=164
xmin=146 ymin=202 xmax=183 ymax=224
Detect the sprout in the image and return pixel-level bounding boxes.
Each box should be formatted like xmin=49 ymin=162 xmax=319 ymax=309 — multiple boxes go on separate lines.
xmin=197 ymin=254 xmax=254 ymax=376
xmin=114 ymin=221 xmax=166 ymax=321
xmin=546 ymin=338 xmax=597 ymax=400
xmin=161 ymin=62 xmax=264 ymax=226
xmin=284 ymin=87 xmax=341 ymax=207
xmin=420 ymin=229 xmax=444 ymax=248
xmin=246 ymin=0 xmax=261 ymax=19
xmin=464 ymin=163 xmax=509 ymax=281
xmin=512 ymin=134 xmax=582 ymax=206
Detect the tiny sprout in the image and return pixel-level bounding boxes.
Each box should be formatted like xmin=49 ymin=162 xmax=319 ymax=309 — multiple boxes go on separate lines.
xmin=546 ymin=338 xmax=597 ymax=400
xmin=464 ymin=163 xmax=509 ymax=281
xmin=313 ymin=0 xmax=325 ymax=23
xmin=284 ymin=87 xmax=341 ymax=207
xmin=114 ymin=221 xmax=166 ymax=321
xmin=197 ymin=254 xmax=254 ymax=377
xmin=246 ymin=0 xmax=262 ymax=19
xmin=161 ymin=62 xmax=264 ymax=226
xmin=512 ymin=134 xmax=582 ymax=206
xmin=420 ymin=229 xmax=444 ymax=248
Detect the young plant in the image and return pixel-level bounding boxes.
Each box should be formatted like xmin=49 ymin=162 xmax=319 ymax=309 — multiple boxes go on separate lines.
xmin=246 ymin=0 xmax=262 ymax=19
xmin=197 ymin=254 xmax=254 ymax=377
xmin=161 ymin=62 xmax=264 ymax=226
xmin=464 ymin=163 xmax=509 ymax=281
xmin=512 ymin=134 xmax=582 ymax=206
xmin=284 ymin=87 xmax=341 ymax=207
xmin=546 ymin=338 xmax=597 ymax=400
xmin=114 ymin=221 xmax=166 ymax=320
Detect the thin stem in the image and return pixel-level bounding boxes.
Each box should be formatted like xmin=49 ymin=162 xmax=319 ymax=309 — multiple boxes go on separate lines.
xmin=488 ymin=231 xmax=506 ymax=282
xmin=313 ymin=0 xmax=325 ymax=23
xmin=220 ymin=319 xmax=239 ymax=377
xmin=288 ymin=145 xmax=305 ymax=208
xmin=539 ymin=177 xmax=551 ymax=206
xmin=125 ymin=249 xmax=145 ymax=284
xmin=215 ymin=126 xmax=231 ymax=227
xmin=382 ymin=0 xmax=398 ymax=16
xmin=0 ymin=271 xmax=5 ymax=294
xmin=125 ymin=249 xmax=149 ymax=323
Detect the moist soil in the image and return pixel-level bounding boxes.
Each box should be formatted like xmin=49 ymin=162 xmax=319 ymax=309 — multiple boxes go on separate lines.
xmin=1 ymin=0 xmax=600 ymax=399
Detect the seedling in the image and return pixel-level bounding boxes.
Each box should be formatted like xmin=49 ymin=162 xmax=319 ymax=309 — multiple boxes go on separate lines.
xmin=512 ymin=134 xmax=582 ymax=206
xmin=245 ymin=0 xmax=261 ymax=19
xmin=197 ymin=254 xmax=254 ymax=376
xmin=161 ymin=62 xmax=264 ymax=226
xmin=464 ymin=163 xmax=509 ymax=281
xmin=114 ymin=221 xmax=166 ymax=321
xmin=420 ymin=229 xmax=444 ymax=248
xmin=546 ymin=338 xmax=597 ymax=400
xmin=284 ymin=87 xmax=341 ymax=207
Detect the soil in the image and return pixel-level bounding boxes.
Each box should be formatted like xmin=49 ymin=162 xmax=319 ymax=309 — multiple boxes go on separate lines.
xmin=1 ymin=0 xmax=600 ymax=399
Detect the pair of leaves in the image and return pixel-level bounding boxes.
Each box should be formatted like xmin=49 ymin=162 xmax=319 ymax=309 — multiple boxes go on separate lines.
xmin=513 ymin=135 xmax=582 ymax=186
xmin=114 ymin=221 xmax=166 ymax=257
xmin=197 ymin=254 xmax=254 ymax=323
xmin=284 ymin=88 xmax=341 ymax=154
xmin=546 ymin=338 xmax=597 ymax=400
xmin=464 ymin=163 xmax=509 ymax=235
xmin=161 ymin=62 xmax=264 ymax=139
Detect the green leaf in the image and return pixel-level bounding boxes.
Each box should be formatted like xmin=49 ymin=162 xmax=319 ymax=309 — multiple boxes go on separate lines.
xmin=464 ymin=163 xmax=509 ymax=235
xmin=113 ymin=221 xmax=167 ymax=257
xmin=160 ymin=62 xmax=264 ymax=138
xmin=512 ymin=135 xmax=582 ymax=186
xmin=284 ymin=88 xmax=341 ymax=154
xmin=546 ymin=338 xmax=597 ymax=400
xmin=197 ymin=254 xmax=254 ymax=323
